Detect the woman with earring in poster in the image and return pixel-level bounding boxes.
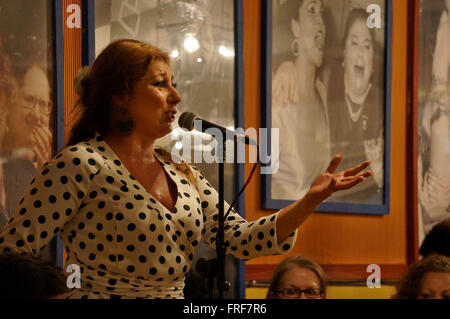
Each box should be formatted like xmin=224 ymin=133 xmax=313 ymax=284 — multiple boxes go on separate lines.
xmin=419 ymin=0 xmax=450 ymax=235
xmin=271 ymin=0 xmax=331 ymax=200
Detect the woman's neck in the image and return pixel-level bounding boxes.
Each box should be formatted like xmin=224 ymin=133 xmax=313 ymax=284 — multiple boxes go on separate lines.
xmin=104 ymin=130 xmax=157 ymax=165
xmin=295 ymin=56 xmax=318 ymax=99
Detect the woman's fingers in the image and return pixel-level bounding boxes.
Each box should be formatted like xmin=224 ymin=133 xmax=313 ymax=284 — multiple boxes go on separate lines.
xmin=343 ymin=161 xmax=371 ymax=177
xmin=336 ymin=176 xmax=366 ymax=191
xmin=326 ymin=153 xmax=343 ymax=174
xmin=340 ymin=171 xmax=373 ymax=182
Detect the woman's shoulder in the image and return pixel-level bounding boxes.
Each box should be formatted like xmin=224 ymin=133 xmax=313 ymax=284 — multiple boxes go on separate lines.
xmin=51 ymin=136 xmax=106 ymax=170
xmin=274 ymin=60 xmax=296 ymax=74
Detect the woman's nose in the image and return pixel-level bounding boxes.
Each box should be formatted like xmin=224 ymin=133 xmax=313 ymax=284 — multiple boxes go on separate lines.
xmin=27 ymin=105 xmax=42 ymax=123
xmin=169 ymin=86 xmax=182 ymax=105
xmin=297 ymin=292 xmax=308 ymax=299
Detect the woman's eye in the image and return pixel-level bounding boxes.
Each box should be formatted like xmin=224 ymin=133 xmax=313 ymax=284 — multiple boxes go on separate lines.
xmin=152 ymin=81 xmax=165 ymax=87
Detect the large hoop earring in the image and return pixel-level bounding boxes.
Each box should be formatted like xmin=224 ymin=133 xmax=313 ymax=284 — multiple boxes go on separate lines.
xmin=291 ymin=39 xmax=300 ymax=57
xmin=117 ymin=103 xmax=134 ymax=134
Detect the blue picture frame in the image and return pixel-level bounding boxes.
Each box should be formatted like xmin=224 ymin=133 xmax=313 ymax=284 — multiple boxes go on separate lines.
xmin=54 ymin=0 xmax=65 ymax=268
xmin=261 ymin=0 xmax=392 ymax=215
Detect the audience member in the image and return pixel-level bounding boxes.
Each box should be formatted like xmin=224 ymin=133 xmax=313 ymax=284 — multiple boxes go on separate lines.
xmin=0 ymin=252 xmax=68 ymax=299
xmin=392 ymin=255 xmax=450 ymax=299
xmin=419 ymin=218 xmax=450 ymax=257
xmin=266 ymin=255 xmax=326 ymax=299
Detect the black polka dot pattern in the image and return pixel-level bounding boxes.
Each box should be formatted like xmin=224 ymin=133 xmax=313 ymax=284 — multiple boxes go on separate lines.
xmin=0 ymin=133 xmax=296 ymax=299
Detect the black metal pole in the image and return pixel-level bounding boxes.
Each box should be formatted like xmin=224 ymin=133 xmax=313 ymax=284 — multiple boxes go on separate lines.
xmin=216 ymin=158 xmax=225 ymax=299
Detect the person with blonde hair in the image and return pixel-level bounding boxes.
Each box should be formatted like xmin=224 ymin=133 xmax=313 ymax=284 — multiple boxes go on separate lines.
xmin=266 ymin=255 xmax=327 ymax=299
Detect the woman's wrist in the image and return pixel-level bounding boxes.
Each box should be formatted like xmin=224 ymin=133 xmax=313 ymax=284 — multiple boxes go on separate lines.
xmin=299 ymin=190 xmax=322 ymax=213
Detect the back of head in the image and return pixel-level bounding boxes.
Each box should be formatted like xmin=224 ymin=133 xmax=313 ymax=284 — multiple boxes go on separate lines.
xmin=419 ymin=219 xmax=450 ymax=257
xmin=0 ymin=253 xmax=68 ymax=299
xmin=266 ymin=255 xmax=327 ymax=298
xmin=392 ymin=255 xmax=450 ymax=299
xmin=69 ymin=39 xmax=170 ymax=145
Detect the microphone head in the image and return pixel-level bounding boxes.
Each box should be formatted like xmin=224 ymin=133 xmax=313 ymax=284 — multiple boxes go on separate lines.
xmin=178 ymin=112 xmax=197 ymax=131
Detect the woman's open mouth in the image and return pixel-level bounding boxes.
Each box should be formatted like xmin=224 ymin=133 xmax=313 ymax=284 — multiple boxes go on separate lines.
xmin=315 ymin=31 xmax=324 ymax=50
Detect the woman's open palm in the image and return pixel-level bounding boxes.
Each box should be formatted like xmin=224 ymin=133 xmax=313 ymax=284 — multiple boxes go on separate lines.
xmin=308 ymin=153 xmax=373 ymax=204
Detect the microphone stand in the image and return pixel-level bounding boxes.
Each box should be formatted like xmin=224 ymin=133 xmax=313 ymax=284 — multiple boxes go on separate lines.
xmin=196 ymin=138 xmax=229 ymax=299
xmin=216 ymin=138 xmax=227 ymax=299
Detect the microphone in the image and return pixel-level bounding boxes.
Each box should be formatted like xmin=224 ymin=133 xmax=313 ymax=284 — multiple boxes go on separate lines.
xmin=178 ymin=112 xmax=257 ymax=146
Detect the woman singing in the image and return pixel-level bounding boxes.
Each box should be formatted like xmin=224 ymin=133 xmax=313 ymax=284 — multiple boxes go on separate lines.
xmin=0 ymin=39 xmax=371 ymax=298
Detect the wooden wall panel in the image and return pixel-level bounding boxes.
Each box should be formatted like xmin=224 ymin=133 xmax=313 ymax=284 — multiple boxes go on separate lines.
xmin=244 ymin=0 xmax=409 ymax=280
xmin=63 ymin=0 xmax=82 ymax=144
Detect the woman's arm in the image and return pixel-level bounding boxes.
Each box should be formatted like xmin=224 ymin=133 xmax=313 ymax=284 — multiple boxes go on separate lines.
xmin=0 ymin=145 xmax=98 ymax=255
xmin=276 ymin=153 xmax=372 ymax=242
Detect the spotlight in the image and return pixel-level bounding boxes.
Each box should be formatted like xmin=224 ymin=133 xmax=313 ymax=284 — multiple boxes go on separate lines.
xmin=184 ymin=34 xmax=200 ymax=53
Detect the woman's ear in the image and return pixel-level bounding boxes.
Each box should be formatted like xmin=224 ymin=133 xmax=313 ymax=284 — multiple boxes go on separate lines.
xmin=291 ymin=18 xmax=301 ymax=39
xmin=111 ymin=94 xmax=126 ymax=108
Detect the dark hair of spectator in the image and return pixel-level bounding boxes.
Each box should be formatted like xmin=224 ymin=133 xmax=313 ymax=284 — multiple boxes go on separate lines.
xmin=391 ymin=255 xmax=450 ymax=299
xmin=0 ymin=253 xmax=68 ymax=299
xmin=419 ymin=219 xmax=450 ymax=257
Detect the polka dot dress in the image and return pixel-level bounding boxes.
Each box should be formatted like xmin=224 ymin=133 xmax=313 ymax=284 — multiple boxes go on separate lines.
xmin=0 ymin=133 xmax=297 ymax=298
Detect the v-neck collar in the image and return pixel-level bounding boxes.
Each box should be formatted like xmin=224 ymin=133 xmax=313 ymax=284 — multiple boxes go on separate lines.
xmin=91 ymin=133 xmax=179 ymax=214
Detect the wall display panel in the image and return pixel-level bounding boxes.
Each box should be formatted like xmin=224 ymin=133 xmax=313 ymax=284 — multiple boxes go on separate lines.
xmin=89 ymin=0 xmax=244 ymax=298
xmin=0 ymin=0 xmax=58 ymax=246
xmin=261 ymin=0 xmax=392 ymax=215
xmin=416 ymin=0 xmax=450 ymax=244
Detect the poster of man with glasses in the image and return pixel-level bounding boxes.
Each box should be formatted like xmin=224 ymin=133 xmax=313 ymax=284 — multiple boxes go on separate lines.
xmin=0 ymin=0 xmax=54 ymax=230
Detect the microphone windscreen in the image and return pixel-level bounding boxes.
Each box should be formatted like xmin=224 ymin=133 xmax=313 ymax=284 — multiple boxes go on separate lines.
xmin=178 ymin=112 xmax=197 ymax=131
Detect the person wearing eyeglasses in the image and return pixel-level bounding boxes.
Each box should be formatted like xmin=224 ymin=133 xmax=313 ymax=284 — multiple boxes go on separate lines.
xmin=0 ymin=42 xmax=38 ymax=231
xmin=266 ymin=255 xmax=326 ymax=299
xmin=2 ymin=62 xmax=53 ymax=170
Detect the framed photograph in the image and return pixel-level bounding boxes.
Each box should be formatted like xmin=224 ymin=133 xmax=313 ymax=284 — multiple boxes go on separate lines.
xmin=84 ymin=0 xmax=245 ymax=298
xmin=415 ymin=0 xmax=450 ymax=244
xmin=0 ymin=0 xmax=59 ymax=231
xmin=261 ymin=0 xmax=392 ymax=214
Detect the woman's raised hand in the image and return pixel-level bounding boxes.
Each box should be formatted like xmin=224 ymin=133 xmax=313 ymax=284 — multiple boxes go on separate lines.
xmin=306 ymin=153 xmax=373 ymax=205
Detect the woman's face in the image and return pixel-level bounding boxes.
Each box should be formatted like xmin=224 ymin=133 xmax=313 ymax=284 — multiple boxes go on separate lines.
xmin=277 ymin=266 xmax=324 ymax=299
xmin=344 ymin=17 xmax=374 ymax=98
xmin=418 ymin=271 xmax=450 ymax=299
xmin=126 ymin=60 xmax=181 ymax=139
xmin=297 ymin=0 xmax=325 ymax=68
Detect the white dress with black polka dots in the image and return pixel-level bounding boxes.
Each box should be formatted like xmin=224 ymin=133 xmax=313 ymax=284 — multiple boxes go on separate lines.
xmin=0 ymin=133 xmax=297 ymax=299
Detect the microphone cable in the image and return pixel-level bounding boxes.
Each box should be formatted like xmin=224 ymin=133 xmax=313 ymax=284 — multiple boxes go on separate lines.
xmin=224 ymin=143 xmax=260 ymax=221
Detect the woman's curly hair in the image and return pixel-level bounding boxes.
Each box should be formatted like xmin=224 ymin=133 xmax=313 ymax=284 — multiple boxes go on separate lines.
xmin=392 ymin=255 xmax=450 ymax=299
